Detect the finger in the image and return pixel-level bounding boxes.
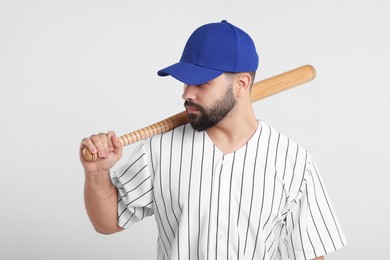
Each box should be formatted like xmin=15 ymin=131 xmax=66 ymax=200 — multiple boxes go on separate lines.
xmin=90 ymin=133 xmax=109 ymax=158
xmin=80 ymin=137 xmax=97 ymax=155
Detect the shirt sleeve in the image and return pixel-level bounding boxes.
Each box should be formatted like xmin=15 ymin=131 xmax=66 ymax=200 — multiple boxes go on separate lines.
xmin=110 ymin=142 xmax=154 ymax=229
xmin=284 ymin=154 xmax=347 ymax=260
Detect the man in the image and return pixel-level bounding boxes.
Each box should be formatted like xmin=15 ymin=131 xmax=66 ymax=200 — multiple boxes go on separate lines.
xmin=80 ymin=20 xmax=346 ymax=260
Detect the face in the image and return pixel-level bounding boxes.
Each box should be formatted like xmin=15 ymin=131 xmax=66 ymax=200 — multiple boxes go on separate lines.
xmin=183 ymin=74 xmax=236 ymax=131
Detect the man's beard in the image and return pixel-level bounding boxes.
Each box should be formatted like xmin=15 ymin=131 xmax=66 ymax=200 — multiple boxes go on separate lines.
xmin=184 ymin=85 xmax=236 ymax=131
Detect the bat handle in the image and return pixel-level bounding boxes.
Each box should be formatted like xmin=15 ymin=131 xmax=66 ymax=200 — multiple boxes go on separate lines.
xmin=82 ymin=111 xmax=189 ymax=161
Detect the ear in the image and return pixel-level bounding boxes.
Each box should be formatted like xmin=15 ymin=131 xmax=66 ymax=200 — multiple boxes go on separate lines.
xmin=235 ymin=73 xmax=252 ymax=97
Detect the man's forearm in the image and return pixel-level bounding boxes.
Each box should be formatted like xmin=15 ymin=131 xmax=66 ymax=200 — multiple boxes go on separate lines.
xmin=84 ymin=170 xmax=123 ymax=234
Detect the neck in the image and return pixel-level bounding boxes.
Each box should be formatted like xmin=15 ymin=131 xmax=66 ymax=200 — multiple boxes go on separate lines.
xmin=206 ymin=103 xmax=258 ymax=154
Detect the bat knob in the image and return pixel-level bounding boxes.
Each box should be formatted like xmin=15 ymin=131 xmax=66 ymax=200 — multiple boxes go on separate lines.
xmin=83 ymin=147 xmax=98 ymax=162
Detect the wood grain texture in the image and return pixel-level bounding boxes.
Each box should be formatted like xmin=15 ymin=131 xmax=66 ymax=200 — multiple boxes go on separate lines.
xmin=83 ymin=65 xmax=316 ymax=161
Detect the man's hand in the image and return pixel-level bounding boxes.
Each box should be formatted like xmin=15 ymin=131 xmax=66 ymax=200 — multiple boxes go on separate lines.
xmin=80 ymin=131 xmax=123 ymax=174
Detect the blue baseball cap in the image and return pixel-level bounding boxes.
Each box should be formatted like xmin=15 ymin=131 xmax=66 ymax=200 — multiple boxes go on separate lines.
xmin=157 ymin=20 xmax=259 ymax=85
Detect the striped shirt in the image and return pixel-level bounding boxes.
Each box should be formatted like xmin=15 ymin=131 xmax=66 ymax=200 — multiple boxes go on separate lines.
xmin=110 ymin=120 xmax=346 ymax=260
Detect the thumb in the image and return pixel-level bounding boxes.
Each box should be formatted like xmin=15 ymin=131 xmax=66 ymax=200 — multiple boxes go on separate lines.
xmin=111 ymin=134 xmax=123 ymax=156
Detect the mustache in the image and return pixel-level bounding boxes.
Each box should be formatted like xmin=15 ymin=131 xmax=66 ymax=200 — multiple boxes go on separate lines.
xmin=184 ymin=100 xmax=204 ymax=111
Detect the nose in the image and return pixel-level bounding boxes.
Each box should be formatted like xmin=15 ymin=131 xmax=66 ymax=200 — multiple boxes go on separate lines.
xmin=182 ymin=84 xmax=197 ymax=101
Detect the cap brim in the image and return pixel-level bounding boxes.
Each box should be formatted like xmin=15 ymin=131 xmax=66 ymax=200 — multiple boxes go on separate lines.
xmin=157 ymin=61 xmax=224 ymax=85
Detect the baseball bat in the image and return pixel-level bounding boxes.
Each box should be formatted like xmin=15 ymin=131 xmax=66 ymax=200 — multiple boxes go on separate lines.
xmin=83 ymin=64 xmax=316 ymax=161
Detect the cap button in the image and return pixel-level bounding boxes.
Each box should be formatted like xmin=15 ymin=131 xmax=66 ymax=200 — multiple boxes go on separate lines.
xmin=221 ymin=20 xmax=227 ymax=23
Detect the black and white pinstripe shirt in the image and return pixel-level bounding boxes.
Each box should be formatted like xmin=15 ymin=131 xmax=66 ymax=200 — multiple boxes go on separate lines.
xmin=111 ymin=121 xmax=346 ymax=260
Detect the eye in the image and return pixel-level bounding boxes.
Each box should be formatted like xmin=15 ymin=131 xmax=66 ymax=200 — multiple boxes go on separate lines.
xmin=198 ymin=81 xmax=210 ymax=88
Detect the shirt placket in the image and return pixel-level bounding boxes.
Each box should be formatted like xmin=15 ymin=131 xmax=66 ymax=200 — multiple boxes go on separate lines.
xmin=208 ymin=153 xmax=232 ymax=260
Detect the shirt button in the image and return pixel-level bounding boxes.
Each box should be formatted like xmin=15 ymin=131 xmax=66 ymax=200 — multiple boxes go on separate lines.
xmin=217 ymin=233 xmax=224 ymax=239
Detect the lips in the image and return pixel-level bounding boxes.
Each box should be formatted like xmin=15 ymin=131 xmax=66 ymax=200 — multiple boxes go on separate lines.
xmin=184 ymin=101 xmax=202 ymax=114
xmin=186 ymin=106 xmax=199 ymax=114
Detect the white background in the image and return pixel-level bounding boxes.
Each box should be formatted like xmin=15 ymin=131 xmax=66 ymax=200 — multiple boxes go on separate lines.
xmin=1 ymin=0 xmax=389 ymax=259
